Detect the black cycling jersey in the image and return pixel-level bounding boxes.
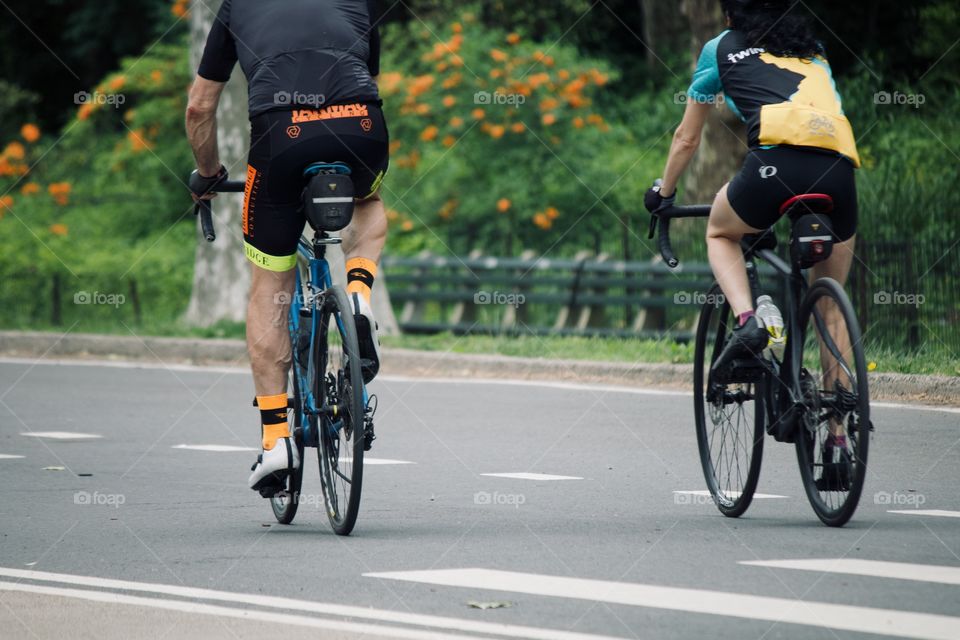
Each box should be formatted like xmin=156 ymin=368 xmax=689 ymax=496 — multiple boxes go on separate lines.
xmin=198 ymin=0 xmax=381 ymax=118
xmin=689 ymin=29 xmax=859 ymax=167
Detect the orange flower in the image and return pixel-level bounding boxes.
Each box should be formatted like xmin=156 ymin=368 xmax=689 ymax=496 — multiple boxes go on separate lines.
xmin=450 ymin=55 xmax=464 ymax=67
xmin=415 ymin=103 xmax=431 ymax=115
xmin=150 ymin=69 xmax=164 ymax=84
xmin=471 ymin=108 xmax=485 ymax=120
xmin=442 ymin=95 xmax=456 ymax=108
xmin=587 ymin=113 xmax=604 ymax=125
xmin=0 ymin=195 xmax=13 ymax=210
xmin=436 ymin=61 xmax=449 ymax=73
xmin=108 ymin=76 xmax=126 ymax=91
xmin=573 ymin=116 xmax=585 ymax=129
xmin=490 ymin=49 xmax=509 ymax=63
xmin=533 ymin=50 xmax=545 ymax=62
xmin=506 ymin=33 xmax=521 ymax=45
xmin=543 ymin=55 xmax=555 ymax=67
xmin=533 ymin=212 xmax=552 ymax=230
xmin=49 ymin=223 xmax=69 ymax=237
xmin=510 ymin=122 xmax=525 ymax=134
xmin=489 ymin=69 xmax=503 ymax=79
xmin=389 ymin=140 xmax=403 ymax=154
xmin=442 ymin=73 xmax=463 ymax=89
xmin=420 ymin=125 xmax=439 ymax=142
xmin=449 ymin=116 xmax=464 ymax=128
xmin=442 ymin=135 xmax=456 ymax=148
xmin=386 ymin=208 xmax=400 ymax=222
xmin=408 ymin=74 xmax=435 ymax=98
xmin=172 ymin=0 xmax=189 ymax=18
xmin=488 ymin=125 xmax=505 ymax=139
xmin=542 ymin=113 xmax=557 ymax=126
xmin=20 ymin=182 xmax=40 ymax=196
xmin=539 ymin=97 xmax=559 ymax=112
xmin=558 ymin=70 xmax=571 ymax=81
xmin=78 ymin=103 xmax=94 ymax=121
xmin=48 ymin=182 xmax=72 ymax=206
xmin=401 ymin=220 xmax=414 ymax=231
xmin=497 ymin=198 xmax=511 ymax=213
xmin=127 ymin=128 xmax=154 ymax=152
xmin=452 ymin=22 xmax=463 ymax=34
xmin=21 ymin=124 xmax=41 ymax=143
xmin=545 ymin=206 xmax=559 ymax=220
xmin=438 ymin=199 xmax=458 ymax=220
xmin=379 ymin=72 xmax=403 ymax=94
xmin=3 ymin=142 xmax=25 ymax=160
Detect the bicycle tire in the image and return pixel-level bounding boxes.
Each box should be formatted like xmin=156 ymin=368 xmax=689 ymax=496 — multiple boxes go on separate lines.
xmin=795 ymin=277 xmax=870 ymax=527
xmin=315 ymin=286 xmax=365 ymax=535
xmin=693 ymin=284 xmax=766 ymax=518
xmin=270 ymin=366 xmax=305 ymax=524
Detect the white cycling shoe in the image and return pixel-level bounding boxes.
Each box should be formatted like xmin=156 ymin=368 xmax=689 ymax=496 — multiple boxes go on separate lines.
xmin=351 ymin=293 xmax=381 ymax=383
xmin=248 ymin=437 xmax=300 ymax=494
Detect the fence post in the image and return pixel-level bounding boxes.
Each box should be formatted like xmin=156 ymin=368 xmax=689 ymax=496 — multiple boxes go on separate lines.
xmin=553 ymin=250 xmax=592 ymax=331
xmin=450 ymin=249 xmax=482 ymax=329
xmin=51 ymin=273 xmax=62 ymax=326
xmin=400 ymin=250 xmax=431 ymax=326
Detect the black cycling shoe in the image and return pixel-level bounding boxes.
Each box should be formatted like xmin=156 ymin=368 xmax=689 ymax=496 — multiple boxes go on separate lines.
xmin=816 ymin=434 xmax=853 ymax=491
xmin=711 ymin=316 xmax=769 ymax=378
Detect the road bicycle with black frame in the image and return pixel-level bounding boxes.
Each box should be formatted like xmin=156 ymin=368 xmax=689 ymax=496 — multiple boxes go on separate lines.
xmin=648 ymin=182 xmax=871 ymax=527
xmin=192 ymin=162 xmax=375 ymax=535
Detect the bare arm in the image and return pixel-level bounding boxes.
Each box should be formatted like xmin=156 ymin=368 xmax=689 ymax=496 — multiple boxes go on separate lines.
xmin=185 ymin=76 xmax=226 ymax=177
xmin=659 ymin=101 xmax=711 ymax=197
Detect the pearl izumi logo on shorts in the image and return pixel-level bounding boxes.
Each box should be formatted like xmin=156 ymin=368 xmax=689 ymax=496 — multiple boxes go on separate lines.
xmin=727 ymin=47 xmax=765 ymax=64
xmin=291 ymin=103 xmax=370 ymax=124
xmin=759 ymin=165 xmax=778 ymax=179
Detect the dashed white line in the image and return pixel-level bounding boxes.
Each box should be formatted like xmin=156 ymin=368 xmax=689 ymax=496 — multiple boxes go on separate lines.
xmin=343 ymin=458 xmax=415 ymax=465
xmin=365 ymin=567 xmax=960 ymax=640
xmin=889 ymin=510 xmax=960 ymax=519
xmin=0 ymin=454 xmax=25 ymax=459
xmin=673 ymin=490 xmax=788 ymax=499
xmin=0 ymin=568 xmax=627 ymax=640
xmin=741 ymin=559 xmax=960 ymax=586
xmin=171 ymin=444 xmax=257 ymax=453
xmin=482 ymin=472 xmax=583 ymax=481
xmin=20 ymin=431 xmax=102 ymax=440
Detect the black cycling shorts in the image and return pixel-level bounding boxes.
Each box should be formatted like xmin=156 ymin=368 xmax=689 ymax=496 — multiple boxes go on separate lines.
xmin=727 ymin=146 xmax=858 ymax=242
xmin=242 ymin=102 xmax=389 ymax=271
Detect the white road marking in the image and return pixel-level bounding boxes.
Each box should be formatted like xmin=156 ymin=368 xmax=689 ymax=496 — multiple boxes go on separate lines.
xmin=889 ymin=510 xmax=960 ymax=519
xmin=482 ymin=472 xmax=583 ymax=481
xmin=171 ymin=444 xmax=257 ymax=453
xmin=3 ymin=357 xmax=959 ymax=413
xmin=364 ymin=568 xmax=960 ymax=640
xmin=0 ymin=568 xmax=626 ymax=640
xmin=741 ymin=559 xmax=960 ymax=586
xmin=342 ymin=458 xmax=415 ymax=465
xmin=673 ymin=490 xmax=788 ymax=499
xmin=0 ymin=454 xmax=24 ymax=459
xmin=20 ymin=431 xmax=101 ymax=440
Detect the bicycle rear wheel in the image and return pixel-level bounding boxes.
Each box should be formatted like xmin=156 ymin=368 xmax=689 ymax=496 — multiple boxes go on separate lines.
xmin=693 ymin=285 xmax=766 ymax=517
xmin=796 ymin=277 xmax=870 ymax=527
xmin=315 ymin=286 xmax=365 ymax=535
xmin=270 ymin=367 xmax=305 ymax=524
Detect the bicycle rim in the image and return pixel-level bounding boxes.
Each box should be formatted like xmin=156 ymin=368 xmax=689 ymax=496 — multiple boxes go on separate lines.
xmin=693 ymin=285 xmax=765 ymax=517
xmin=796 ymin=277 xmax=870 ymax=527
xmin=315 ymin=286 xmax=365 ymax=535
xmin=270 ymin=365 xmax=304 ymax=524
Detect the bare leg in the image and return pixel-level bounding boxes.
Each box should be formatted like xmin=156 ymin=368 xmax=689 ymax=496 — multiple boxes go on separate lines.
xmin=705 ymin=184 xmax=764 ymax=317
xmin=246 ymin=265 xmax=296 ymax=396
xmin=342 ymin=191 xmax=387 ymax=263
xmin=809 ymin=236 xmax=857 ymax=435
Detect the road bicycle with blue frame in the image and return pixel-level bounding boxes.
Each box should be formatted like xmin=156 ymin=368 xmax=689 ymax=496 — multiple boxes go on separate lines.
xmin=193 ymin=162 xmax=374 ymax=535
xmin=648 ymin=182 xmax=871 ymax=527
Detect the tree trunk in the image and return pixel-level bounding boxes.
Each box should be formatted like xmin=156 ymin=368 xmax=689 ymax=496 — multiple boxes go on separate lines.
xmin=184 ymin=0 xmax=250 ymax=326
xmin=680 ymin=0 xmax=745 ymax=203
xmin=641 ymin=0 xmax=687 ymax=69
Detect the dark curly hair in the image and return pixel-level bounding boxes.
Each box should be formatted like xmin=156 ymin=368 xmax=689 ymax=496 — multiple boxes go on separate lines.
xmin=720 ymin=0 xmax=823 ymax=59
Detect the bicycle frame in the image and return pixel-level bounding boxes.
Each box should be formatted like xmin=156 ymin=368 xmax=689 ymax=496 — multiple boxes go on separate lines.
xmin=289 ymin=232 xmax=368 ymax=449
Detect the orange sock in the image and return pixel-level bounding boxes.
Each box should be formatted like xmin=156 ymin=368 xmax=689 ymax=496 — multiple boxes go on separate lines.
xmin=257 ymin=393 xmax=289 ymax=450
xmin=346 ymin=257 xmax=377 ymax=303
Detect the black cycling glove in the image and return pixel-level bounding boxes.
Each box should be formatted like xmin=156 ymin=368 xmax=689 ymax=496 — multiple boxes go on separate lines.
xmin=644 ymin=183 xmax=676 ymax=213
xmin=189 ymin=165 xmax=228 ymax=198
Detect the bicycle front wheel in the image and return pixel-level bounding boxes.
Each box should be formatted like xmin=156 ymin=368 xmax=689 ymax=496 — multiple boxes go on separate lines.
xmin=315 ymin=286 xmax=366 ymax=536
xmin=796 ymin=277 xmax=870 ymax=527
xmin=693 ymin=285 xmax=766 ymax=518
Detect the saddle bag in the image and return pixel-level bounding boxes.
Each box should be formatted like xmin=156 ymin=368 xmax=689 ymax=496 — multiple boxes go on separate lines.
xmin=790 ymin=213 xmax=835 ymax=269
xmin=303 ymin=173 xmax=354 ymax=232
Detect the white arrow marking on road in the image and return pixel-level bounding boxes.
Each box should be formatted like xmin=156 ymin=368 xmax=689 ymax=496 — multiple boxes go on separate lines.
xmin=0 ymin=569 xmax=627 ymax=640
xmin=673 ymin=490 xmax=788 ymax=499
xmin=20 ymin=431 xmax=101 ymax=440
xmin=364 ymin=568 xmax=960 ymax=640
xmin=888 ymin=510 xmax=960 ymax=519
xmin=171 ymin=444 xmax=257 ymax=452
xmin=741 ymin=559 xmax=960 ymax=586
xmin=482 ymin=473 xmax=583 ymax=481
xmin=0 ymin=454 xmax=25 ymax=459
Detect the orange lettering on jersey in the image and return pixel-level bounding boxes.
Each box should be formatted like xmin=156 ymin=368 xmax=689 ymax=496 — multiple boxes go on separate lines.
xmin=291 ymin=103 xmax=369 ymax=124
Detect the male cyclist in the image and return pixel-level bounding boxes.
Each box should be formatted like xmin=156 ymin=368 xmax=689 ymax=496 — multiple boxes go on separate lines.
xmin=185 ymin=0 xmax=388 ymax=494
xmin=645 ymin=0 xmax=859 ymax=484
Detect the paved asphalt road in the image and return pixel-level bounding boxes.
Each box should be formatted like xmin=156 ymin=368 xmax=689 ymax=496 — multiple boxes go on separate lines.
xmin=0 ymin=358 xmax=958 ymax=640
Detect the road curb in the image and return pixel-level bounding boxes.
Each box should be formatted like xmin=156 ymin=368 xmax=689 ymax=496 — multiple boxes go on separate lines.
xmin=1 ymin=330 xmax=957 ymax=406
